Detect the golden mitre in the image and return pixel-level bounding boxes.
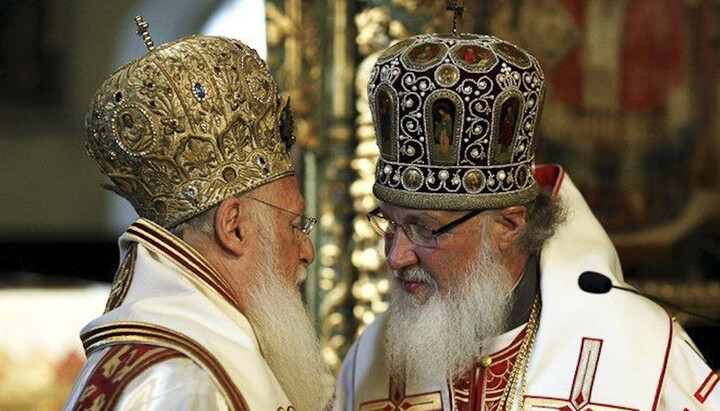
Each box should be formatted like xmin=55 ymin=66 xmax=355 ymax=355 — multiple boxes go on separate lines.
xmin=85 ymin=17 xmax=295 ymax=228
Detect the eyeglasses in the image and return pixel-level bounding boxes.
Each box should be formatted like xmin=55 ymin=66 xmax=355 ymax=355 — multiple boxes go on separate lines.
xmin=247 ymin=197 xmax=317 ymax=240
xmin=366 ymin=207 xmax=485 ymax=248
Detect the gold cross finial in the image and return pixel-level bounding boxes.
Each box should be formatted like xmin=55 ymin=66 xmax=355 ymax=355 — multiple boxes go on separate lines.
xmin=134 ymin=15 xmax=155 ymax=51
xmin=446 ymin=0 xmax=465 ymax=36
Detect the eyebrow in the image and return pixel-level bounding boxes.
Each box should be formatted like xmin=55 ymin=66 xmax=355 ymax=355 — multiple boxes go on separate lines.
xmin=297 ymin=201 xmax=307 ymax=215
xmin=412 ymin=213 xmax=441 ymax=226
xmin=378 ymin=207 xmax=441 ymax=226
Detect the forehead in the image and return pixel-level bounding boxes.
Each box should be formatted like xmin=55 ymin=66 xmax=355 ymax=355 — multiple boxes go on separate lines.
xmin=378 ymin=202 xmax=465 ymax=222
xmin=271 ymin=177 xmax=305 ymax=208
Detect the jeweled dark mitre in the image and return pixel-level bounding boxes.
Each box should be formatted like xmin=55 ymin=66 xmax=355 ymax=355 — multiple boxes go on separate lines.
xmin=369 ymin=33 xmax=545 ymax=210
xmin=85 ymin=35 xmax=295 ymax=227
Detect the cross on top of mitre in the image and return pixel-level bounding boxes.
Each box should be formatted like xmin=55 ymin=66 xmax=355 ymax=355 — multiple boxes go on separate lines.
xmin=134 ymin=15 xmax=156 ymax=51
xmin=446 ymin=0 xmax=465 ymax=36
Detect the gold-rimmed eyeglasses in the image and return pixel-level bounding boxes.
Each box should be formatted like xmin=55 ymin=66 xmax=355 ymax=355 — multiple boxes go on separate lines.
xmin=247 ymin=197 xmax=317 ymax=240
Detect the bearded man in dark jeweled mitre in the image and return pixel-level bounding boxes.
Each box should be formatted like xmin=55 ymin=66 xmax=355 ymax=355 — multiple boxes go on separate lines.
xmin=63 ymin=17 xmax=332 ymax=411
xmin=332 ymin=9 xmax=719 ymax=411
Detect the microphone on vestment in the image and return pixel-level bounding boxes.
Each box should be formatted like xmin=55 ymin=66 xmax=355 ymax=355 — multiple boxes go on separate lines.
xmin=578 ymin=271 xmax=720 ymax=326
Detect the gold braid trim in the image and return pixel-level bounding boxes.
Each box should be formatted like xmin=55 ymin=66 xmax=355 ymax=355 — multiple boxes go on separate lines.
xmin=81 ymin=321 xmax=249 ymax=411
xmin=125 ymin=218 xmax=243 ymax=311
xmin=104 ymin=243 xmax=137 ymax=313
xmin=500 ymin=294 xmax=541 ymax=409
xmin=73 ymin=344 xmax=183 ymax=410
xmin=373 ymin=182 xmax=539 ymax=210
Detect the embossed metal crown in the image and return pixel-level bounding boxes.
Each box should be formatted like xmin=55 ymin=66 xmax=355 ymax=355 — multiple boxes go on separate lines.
xmin=369 ymin=33 xmax=545 ymax=210
xmin=85 ymin=27 xmax=295 ymax=228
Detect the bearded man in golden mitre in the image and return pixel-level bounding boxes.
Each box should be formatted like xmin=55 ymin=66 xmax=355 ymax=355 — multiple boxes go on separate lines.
xmin=63 ymin=17 xmax=331 ymax=411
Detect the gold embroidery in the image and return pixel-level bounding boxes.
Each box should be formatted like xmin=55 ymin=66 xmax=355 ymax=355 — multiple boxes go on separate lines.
xmin=523 ymin=338 xmax=638 ymax=411
xmin=360 ymin=379 xmax=442 ymax=411
xmin=524 ymin=397 xmax=637 ymax=411
xmin=126 ymin=219 xmax=242 ymax=311
xmin=85 ymin=22 xmax=294 ymax=228
xmin=81 ymin=321 xmax=249 ymax=411
xmin=104 ymin=244 xmax=137 ymax=313
xmin=499 ymin=294 xmax=541 ymax=410
xmin=695 ymin=371 xmax=720 ymax=403
xmin=73 ymin=345 xmax=183 ymax=411
xmin=360 ymin=392 xmax=442 ymax=411
xmin=77 ymin=385 xmax=98 ymax=402
xmin=100 ymin=345 xmax=130 ymax=378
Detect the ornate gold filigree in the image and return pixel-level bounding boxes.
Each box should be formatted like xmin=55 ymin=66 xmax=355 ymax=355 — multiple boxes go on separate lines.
xmin=266 ymin=0 xmax=321 ymax=149
xmin=351 ymin=43 xmax=391 ymax=333
xmin=104 ymin=243 xmax=137 ymax=313
xmin=86 ymin=23 xmax=295 ymax=228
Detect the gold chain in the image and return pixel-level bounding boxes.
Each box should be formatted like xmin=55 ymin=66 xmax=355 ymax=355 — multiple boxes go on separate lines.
xmin=499 ymin=294 xmax=541 ymax=410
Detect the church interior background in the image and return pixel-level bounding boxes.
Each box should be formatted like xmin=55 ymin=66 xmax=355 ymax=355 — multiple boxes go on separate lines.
xmin=0 ymin=0 xmax=719 ymax=408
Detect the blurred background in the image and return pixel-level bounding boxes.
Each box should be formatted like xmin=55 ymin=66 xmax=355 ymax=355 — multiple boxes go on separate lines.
xmin=1 ymin=0 xmax=719 ymax=409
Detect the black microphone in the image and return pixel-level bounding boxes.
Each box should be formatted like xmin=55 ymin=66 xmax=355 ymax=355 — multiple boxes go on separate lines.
xmin=578 ymin=271 xmax=613 ymax=294
xmin=578 ymin=271 xmax=720 ymax=326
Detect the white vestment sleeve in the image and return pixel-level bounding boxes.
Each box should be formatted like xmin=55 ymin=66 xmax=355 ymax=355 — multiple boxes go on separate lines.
xmin=114 ymin=357 xmax=229 ymax=411
xmin=657 ymin=321 xmax=719 ymax=410
xmin=333 ymin=341 xmax=360 ymax=411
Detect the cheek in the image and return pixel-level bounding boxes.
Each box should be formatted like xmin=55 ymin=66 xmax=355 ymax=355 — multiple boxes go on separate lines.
xmin=416 ymin=250 xmax=463 ymax=289
xmin=279 ymin=233 xmax=304 ymax=266
xmin=275 ymin=226 xmax=295 ymax=248
xmin=433 ymin=270 xmax=456 ymax=293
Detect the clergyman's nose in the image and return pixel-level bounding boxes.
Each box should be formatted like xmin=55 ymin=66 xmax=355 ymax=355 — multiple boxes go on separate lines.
xmin=300 ymin=236 xmax=315 ymax=265
xmin=385 ymin=229 xmax=418 ymax=271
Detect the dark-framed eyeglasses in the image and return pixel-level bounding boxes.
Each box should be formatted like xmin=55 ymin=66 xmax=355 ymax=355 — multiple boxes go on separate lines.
xmin=247 ymin=197 xmax=317 ymax=240
xmin=366 ymin=207 xmax=485 ymax=248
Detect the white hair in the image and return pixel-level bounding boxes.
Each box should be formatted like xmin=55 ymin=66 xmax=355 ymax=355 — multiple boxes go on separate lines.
xmin=243 ymin=210 xmax=333 ymax=410
xmin=384 ymin=216 xmax=514 ymax=385
xmin=169 ymin=205 xmax=218 ymax=238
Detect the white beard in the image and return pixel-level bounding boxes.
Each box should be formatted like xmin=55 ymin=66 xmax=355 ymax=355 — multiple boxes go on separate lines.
xmin=384 ymin=236 xmax=514 ymax=386
xmin=244 ymin=222 xmax=332 ymax=410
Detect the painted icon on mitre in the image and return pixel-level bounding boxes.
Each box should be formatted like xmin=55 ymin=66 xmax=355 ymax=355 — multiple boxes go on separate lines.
xmin=493 ymin=97 xmax=521 ymax=164
xmin=432 ymin=99 xmax=456 ymax=164
xmin=407 ymin=43 xmax=442 ymax=65
xmin=454 ymin=44 xmax=495 ymax=71
xmin=377 ymin=88 xmax=395 ymax=159
xmin=495 ymin=42 xmax=531 ymax=68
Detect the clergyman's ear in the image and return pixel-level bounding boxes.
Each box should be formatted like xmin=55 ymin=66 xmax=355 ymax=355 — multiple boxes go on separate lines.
xmin=214 ymin=197 xmax=249 ymax=256
xmin=493 ymin=205 xmax=527 ymax=252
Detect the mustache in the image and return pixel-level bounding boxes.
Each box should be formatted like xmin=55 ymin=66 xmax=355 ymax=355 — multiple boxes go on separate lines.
xmin=394 ymin=266 xmax=434 ymax=284
xmin=296 ymin=266 xmax=308 ymax=284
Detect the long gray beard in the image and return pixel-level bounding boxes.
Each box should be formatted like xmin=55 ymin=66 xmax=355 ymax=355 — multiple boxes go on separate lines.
xmin=244 ymin=222 xmax=332 ymax=410
xmin=384 ymin=239 xmax=514 ymax=386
